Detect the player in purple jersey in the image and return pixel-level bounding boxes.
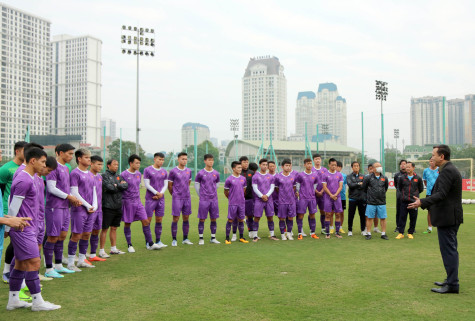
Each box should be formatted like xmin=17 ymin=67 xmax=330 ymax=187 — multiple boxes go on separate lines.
xmin=67 ymin=149 xmax=98 ymax=271
xmin=224 ymin=161 xmax=249 ymax=244
xmin=144 ymin=152 xmax=168 ymax=249
xmin=322 ymin=158 xmax=344 ymax=239
xmin=6 ymin=147 xmax=61 ymax=311
xmin=251 ymin=159 xmax=278 ymax=242
xmin=44 ymin=144 xmax=81 ymax=278
xmin=168 ymin=152 xmax=193 ymax=246
xmin=274 ymin=159 xmax=298 ymax=241
xmin=312 ymin=153 xmax=329 ymax=234
xmin=121 ymin=155 xmax=159 ymax=252
xmin=268 ymin=161 xmax=279 ymax=219
xmin=88 ymin=156 xmax=107 ymax=262
xmin=195 ymin=154 xmax=221 ymax=245
xmin=296 ymin=159 xmax=320 ymax=240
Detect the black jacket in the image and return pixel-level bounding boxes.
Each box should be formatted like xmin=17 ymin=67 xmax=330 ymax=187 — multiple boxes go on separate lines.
xmin=347 ymin=172 xmax=366 ymax=201
xmin=102 ymin=170 xmax=128 ymax=210
xmin=397 ymin=172 xmax=425 ymax=202
xmin=420 ymin=162 xmax=463 ymax=227
xmin=394 ymin=170 xmax=405 ymax=199
xmin=362 ymin=173 xmax=389 ymax=205
xmin=241 ymin=169 xmax=255 ymax=200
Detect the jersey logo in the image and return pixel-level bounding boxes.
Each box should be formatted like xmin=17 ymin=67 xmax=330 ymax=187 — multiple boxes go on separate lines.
xmin=248 ymin=174 xmax=251 ymax=177
xmin=117 ymin=177 xmax=120 ymax=180
xmin=162 ymin=173 xmax=165 ymax=175
xmin=136 ymin=175 xmax=140 ymax=179
xmin=381 ymin=178 xmax=385 ymax=181
xmin=414 ymin=179 xmax=418 ymax=182
xmin=359 ymin=176 xmax=363 ymax=179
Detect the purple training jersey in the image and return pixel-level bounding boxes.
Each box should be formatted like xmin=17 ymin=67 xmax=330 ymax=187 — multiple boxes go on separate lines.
xmin=168 ymin=167 xmax=191 ymax=200
xmin=46 ymin=162 xmax=71 ymax=209
xmin=144 ymin=166 xmax=168 ymax=200
xmin=195 ymin=169 xmax=220 ymax=201
xmin=35 ymin=175 xmax=45 ymax=217
xmin=312 ymin=166 xmax=328 ymax=189
xmin=121 ymin=170 xmax=142 ymax=200
xmin=322 ymin=171 xmax=344 ymax=194
xmin=252 ymin=172 xmax=275 ymax=200
xmin=94 ymin=173 xmax=103 ymax=211
xmin=274 ymin=171 xmax=297 ymax=205
xmin=70 ymin=168 xmax=95 ymax=207
xmin=12 ymin=163 xmax=26 ymax=181
xmin=296 ymin=171 xmax=318 ymax=200
xmin=9 ymin=170 xmax=39 ymax=233
xmin=224 ymin=174 xmax=246 ymax=206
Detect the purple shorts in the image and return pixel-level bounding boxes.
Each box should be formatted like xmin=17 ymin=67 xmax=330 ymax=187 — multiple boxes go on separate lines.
xmin=274 ymin=200 xmax=279 ymax=216
xmin=316 ymin=195 xmax=325 ymax=211
xmin=198 ymin=199 xmax=219 ymax=220
xmin=297 ymin=199 xmax=317 ymax=215
xmin=10 ymin=231 xmax=40 ymax=261
xmin=45 ymin=208 xmax=70 ymax=237
xmin=278 ymin=203 xmax=296 ymax=219
xmin=253 ymin=199 xmax=274 ymax=217
xmin=245 ymin=199 xmax=254 ymax=216
xmin=323 ymin=195 xmax=343 ymax=213
xmin=122 ymin=200 xmax=148 ymax=223
xmin=171 ymin=198 xmax=192 ymax=216
xmin=228 ymin=204 xmax=245 ymax=220
xmin=93 ymin=211 xmax=103 ymax=231
xmin=71 ymin=207 xmax=95 ymax=234
xmin=145 ymin=198 xmax=165 ymax=217
xmin=37 ymin=219 xmax=45 ymax=245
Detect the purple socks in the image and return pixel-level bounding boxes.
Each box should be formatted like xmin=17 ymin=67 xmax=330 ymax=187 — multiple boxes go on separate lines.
xmin=25 ymin=271 xmax=41 ymax=295
xmin=171 ymin=222 xmax=178 ymax=238
xmin=44 ymin=241 xmax=55 ymax=268
xmin=267 ymin=220 xmax=274 ymax=232
xmin=253 ymin=220 xmax=259 ymax=233
xmin=297 ymin=218 xmax=303 ymax=233
xmin=245 ymin=216 xmax=253 ymax=231
xmin=309 ymin=217 xmax=317 ymax=233
xmin=286 ymin=219 xmax=293 ymax=234
xmin=54 ymin=241 xmax=64 ymax=264
xmin=232 ymin=219 xmax=238 ymax=233
xmin=325 ymin=220 xmax=330 ymax=235
xmin=183 ymin=221 xmax=190 ymax=239
xmin=320 ymin=214 xmax=326 ymax=229
xmin=9 ymin=269 xmax=24 ymax=292
xmin=198 ymin=221 xmax=205 ymax=234
xmin=142 ymin=225 xmax=153 ymax=244
xmin=238 ymin=221 xmax=244 ymax=237
xmin=68 ymin=240 xmax=78 ymax=256
xmin=335 ymin=221 xmax=341 ymax=235
xmin=78 ymin=239 xmax=88 ymax=255
xmin=89 ymin=235 xmax=99 ymax=255
xmin=155 ymin=222 xmax=162 ymax=243
xmin=226 ymin=221 xmax=231 ymax=238
xmin=124 ymin=226 xmax=132 ymax=245
xmin=279 ymin=220 xmax=286 ymax=234
xmin=210 ymin=221 xmax=217 ymax=234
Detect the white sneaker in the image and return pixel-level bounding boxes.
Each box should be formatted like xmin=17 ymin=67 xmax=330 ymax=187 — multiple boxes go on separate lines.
xmin=155 ymin=241 xmax=168 ymax=249
xmin=231 ymin=234 xmax=237 ymax=242
xmin=32 ymin=301 xmax=61 ymax=311
xmin=77 ymin=262 xmax=95 ymax=268
xmin=182 ymin=239 xmax=193 ymax=245
xmin=99 ymin=252 xmax=110 ymax=258
xmin=361 ymin=229 xmax=367 ymax=235
xmin=291 ymin=231 xmax=294 ymax=236
xmin=67 ymin=265 xmax=82 ymax=272
xmin=348 ymin=231 xmax=353 ymax=236
xmin=146 ymin=243 xmax=161 ymax=250
xmin=248 ymin=231 xmax=253 ymax=238
xmin=127 ymin=245 xmax=136 ymax=253
xmin=7 ymin=300 xmax=32 ymax=310
xmin=62 ymin=256 xmax=68 ymax=265
xmin=210 ymin=238 xmax=220 ymax=244
xmin=374 ymin=227 xmax=382 ymax=234
xmin=198 ymin=239 xmax=204 ymax=245
xmin=171 ymin=240 xmax=178 ymax=247
xmin=286 ymin=232 xmax=294 ymax=240
xmin=109 ymin=249 xmax=126 ymax=255
xmin=281 ymin=233 xmax=287 ymax=241
xmin=321 ymin=228 xmax=326 ymax=235
xmin=301 ymin=232 xmax=308 ymax=237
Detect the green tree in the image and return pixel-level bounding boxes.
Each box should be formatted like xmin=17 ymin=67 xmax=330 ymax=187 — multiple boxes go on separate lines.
xmin=107 ymin=139 xmax=152 ymax=172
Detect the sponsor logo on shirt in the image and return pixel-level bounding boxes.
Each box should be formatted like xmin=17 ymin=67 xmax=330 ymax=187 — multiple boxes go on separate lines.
xmin=381 ymin=178 xmax=385 ymax=181
xmin=414 ymin=179 xmax=418 ymax=182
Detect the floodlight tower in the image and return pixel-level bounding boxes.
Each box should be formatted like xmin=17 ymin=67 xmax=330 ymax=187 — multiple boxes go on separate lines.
xmin=375 ymin=80 xmax=388 ymax=173
xmin=230 ymin=119 xmax=239 ymax=160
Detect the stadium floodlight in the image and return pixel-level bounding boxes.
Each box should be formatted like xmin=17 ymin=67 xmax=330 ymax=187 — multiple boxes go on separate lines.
xmin=394 ymin=128 xmax=399 ymax=172
xmin=120 ymin=25 xmax=156 ymax=154
xmin=230 ymin=119 xmax=239 ymax=160
xmin=375 ymin=80 xmax=389 ymax=173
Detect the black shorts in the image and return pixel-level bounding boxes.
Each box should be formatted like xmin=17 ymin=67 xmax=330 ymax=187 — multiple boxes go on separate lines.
xmin=102 ymin=208 xmax=123 ymax=229
xmin=341 ymin=199 xmax=346 ymax=210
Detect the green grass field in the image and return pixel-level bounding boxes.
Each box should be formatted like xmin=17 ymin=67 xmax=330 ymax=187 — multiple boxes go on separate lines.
xmin=1 ymin=189 xmax=475 ymax=320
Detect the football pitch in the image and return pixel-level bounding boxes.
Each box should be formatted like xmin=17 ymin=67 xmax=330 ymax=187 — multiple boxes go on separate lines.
xmin=1 ymin=189 xmax=475 ymax=320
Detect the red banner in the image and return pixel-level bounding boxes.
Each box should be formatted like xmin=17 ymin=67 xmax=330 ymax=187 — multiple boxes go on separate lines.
xmin=462 ymin=179 xmax=475 ymax=191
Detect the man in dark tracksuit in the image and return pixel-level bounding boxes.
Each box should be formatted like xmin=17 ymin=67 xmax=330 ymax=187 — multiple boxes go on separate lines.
xmin=346 ymin=161 xmax=366 ymax=235
xmin=408 ymin=145 xmax=463 ymax=294
xmin=393 ymin=160 xmax=407 ymax=232
xmin=396 ymin=162 xmax=424 ymax=238
xmin=239 ymin=156 xmax=255 ymax=235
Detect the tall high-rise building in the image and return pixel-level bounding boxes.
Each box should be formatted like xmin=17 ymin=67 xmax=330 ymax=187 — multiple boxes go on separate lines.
xmin=410 ymin=96 xmax=447 ymax=146
xmin=181 ymin=122 xmax=210 ymax=149
xmin=464 ymin=94 xmax=475 ymax=146
xmin=447 ymin=98 xmax=464 ymax=145
xmin=316 ymin=83 xmax=347 ymax=145
xmin=51 ymin=34 xmax=102 ymax=147
xmin=101 ymin=118 xmax=117 ymax=141
xmin=0 ymin=3 xmax=51 ymax=158
xmin=242 ymin=56 xmax=287 ymax=141
xmin=295 ymin=91 xmax=316 ymax=139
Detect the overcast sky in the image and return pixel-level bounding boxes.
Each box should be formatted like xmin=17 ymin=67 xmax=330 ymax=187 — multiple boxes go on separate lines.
xmin=10 ymin=0 xmax=475 ymax=158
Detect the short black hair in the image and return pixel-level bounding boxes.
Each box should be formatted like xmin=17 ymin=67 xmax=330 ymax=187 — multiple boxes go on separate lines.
xmin=268 ymin=160 xmax=276 ymax=165
xmin=249 ymin=162 xmax=258 ymax=171
xmin=128 ymin=154 xmax=141 ymax=164
xmin=239 ymin=156 xmax=249 ymax=162
xmin=328 ymin=158 xmax=337 ymax=165
xmin=281 ymin=158 xmax=291 ymax=166
xmin=231 ymin=161 xmax=241 ymax=169
xmin=154 ymin=152 xmax=165 ymax=158
xmin=24 ymin=142 xmax=44 ymax=153
xmin=406 ymin=161 xmax=415 ymax=168
xmin=204 ymin=154 xmax=214 ymax=161
xmin=56 ymin=143 xmax=75 ymax=155
xmin=75 ymin=148 xmax=91 ymax=164
xmin=259 ymin=158 xmax=268 ymax=165
xmin=433 ymin=144 xmax=451 ymax=161
xmin=13 ymin=141 xmax=27 ymax=153
xmin=107 ymin=159 xmax=117 ymax=166
xmin=91 ymin=155 xmax=103 ymax=163
xmin=351 ymin=161 xmax=359 ymax=167
xmin=45 ymin=156 xmax=58 ymax=170
xmin=304 ymin=158 xmax=312 ymax=164
xmin=336 ymin=161 xmax=343 ymax=167
xmin=177 ymin=152 xmax=187 ymax=158
xmin=312 ymin=153 xmax=321 ymax=160
xmin=25 ymin=147 xmax=47 ymax=163
xmin=368 ymin=162 xmax=374 ymax=169
xmin=399 ymin=159 xmax=407 ymax=165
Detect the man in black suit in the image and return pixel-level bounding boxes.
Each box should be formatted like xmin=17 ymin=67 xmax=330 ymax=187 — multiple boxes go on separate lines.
xmin=408 ymin=145 xmax=463 ymax=294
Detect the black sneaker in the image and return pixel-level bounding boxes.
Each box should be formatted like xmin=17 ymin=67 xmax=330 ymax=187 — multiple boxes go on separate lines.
xmin=393 ymin=228 xmax=398 ymax=233
xmin=381 ymin=234 xmax=389 ymax=240
xmin=365 ymin=234 xmax=372 ymax=240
